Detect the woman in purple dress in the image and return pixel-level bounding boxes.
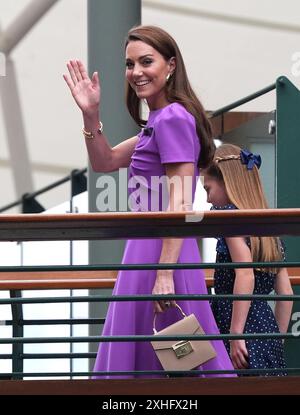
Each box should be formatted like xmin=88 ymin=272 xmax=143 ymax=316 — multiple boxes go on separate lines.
xmin=64 ymin=25 xmax=235 ymax=378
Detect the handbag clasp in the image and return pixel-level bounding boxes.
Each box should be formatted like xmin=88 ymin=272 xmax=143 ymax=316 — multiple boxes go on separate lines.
xmin=172 ymin=340 xmax=193 ymax=359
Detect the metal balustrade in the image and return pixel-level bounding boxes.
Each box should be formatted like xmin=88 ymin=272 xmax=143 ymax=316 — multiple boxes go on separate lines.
xmin=1 ymin=77 xmax=299 ymax=393
xmin=0 ymin=209 xmax=300 ymax=382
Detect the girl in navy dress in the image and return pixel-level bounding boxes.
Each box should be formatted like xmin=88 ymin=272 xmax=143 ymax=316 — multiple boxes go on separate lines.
xmin=202 ymin=143 xmax=293 ymax=375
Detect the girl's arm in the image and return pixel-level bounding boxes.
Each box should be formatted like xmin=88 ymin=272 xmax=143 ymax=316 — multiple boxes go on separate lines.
xmin=274 ymin=267 xmax=293 ymax=334
xmin=152 ymin=162 xmax=194 ymax=313
xmin=225 ymin=237 xmax=255 ymax=369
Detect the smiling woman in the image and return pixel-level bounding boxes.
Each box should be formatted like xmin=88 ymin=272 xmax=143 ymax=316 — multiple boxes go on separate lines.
xmin=63 ymin=25 xmax=235 ymax=379
xmin=125 ymin=40 xmax=176 ymax=110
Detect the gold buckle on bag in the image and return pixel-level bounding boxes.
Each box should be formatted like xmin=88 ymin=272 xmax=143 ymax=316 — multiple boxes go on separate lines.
xmin=172 ymin=341 xmax=193 ymax=359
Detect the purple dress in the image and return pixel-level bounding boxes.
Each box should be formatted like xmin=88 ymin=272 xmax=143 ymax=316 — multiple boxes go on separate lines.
xmin=93 ymin=103 xmax=235 ymax=378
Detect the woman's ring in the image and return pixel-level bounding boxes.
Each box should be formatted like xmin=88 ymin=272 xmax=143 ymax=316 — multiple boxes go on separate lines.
xmin=164 ymin=301 xmax=171 ymax=307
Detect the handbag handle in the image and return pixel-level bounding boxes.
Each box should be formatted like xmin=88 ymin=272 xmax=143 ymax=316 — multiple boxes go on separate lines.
xmin=153 ymin=303 xmax=187 ymax=334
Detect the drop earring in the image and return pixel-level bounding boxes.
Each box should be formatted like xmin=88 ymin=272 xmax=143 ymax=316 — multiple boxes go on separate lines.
xmin=166 ymin=73 xmax=171 ymax=82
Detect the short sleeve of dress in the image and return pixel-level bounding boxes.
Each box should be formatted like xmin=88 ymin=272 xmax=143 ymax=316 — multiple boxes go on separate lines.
xmin=154 ymin=104 xmax=199 ymax=164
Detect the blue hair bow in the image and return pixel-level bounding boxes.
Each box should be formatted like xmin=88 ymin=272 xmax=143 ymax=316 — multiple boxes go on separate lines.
xmin=240 ymin=149 xmax=262 ymax=170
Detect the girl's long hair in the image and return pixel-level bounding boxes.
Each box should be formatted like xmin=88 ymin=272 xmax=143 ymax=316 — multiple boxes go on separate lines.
xmin=206 ymin=143 xmax=282 ymax=272
xmin=125 ymin=25 xmax=215 ymax=168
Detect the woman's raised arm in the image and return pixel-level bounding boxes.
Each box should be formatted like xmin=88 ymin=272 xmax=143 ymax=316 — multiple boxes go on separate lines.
xmin=63 ymin=60 xmax=137 ymax=172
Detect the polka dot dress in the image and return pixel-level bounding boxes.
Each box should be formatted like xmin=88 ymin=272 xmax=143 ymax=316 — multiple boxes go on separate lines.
xmin=210 ymin=204 xmax=286 ymax=376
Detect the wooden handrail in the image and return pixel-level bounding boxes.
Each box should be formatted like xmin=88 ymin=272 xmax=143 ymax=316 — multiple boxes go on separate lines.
xmin=1 ymin=208 xmax=300 ymax=241
xmin=1 ymin=377 xmax=300 ymax=395
xmin=1 ymin=209 xmax=300 ymax=289
xmin=1 ymin=269 xmax=300 ymax=290
xmin=0 ymin=270 xmax=117 ymax=290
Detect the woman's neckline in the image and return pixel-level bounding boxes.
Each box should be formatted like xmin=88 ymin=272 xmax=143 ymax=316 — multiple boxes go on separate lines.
xmin=149 ymin=102 xmax=179 ymax=114
xmin=149 ymin=104 xmax=170 ymax=114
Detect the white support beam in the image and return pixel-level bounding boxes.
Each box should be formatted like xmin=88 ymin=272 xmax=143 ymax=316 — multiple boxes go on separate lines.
xmin=0 ymin=0 xmax=60 ymax=55
xmin=0 ymin=0 xmax=60 ymax=206
xmin=0 ymin=57 xmax=34 ymax=197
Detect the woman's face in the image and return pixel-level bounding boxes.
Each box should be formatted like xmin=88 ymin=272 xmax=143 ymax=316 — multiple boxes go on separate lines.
xmin=125 ymin=40 xmax=175 ymax=110
xmin=202 ymin=172 xmax=231 ymax=207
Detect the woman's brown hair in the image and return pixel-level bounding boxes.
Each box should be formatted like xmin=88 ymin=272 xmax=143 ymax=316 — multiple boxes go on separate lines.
xmin=125 ymin=25 xmax=215 ymax=168
xmin=206 ymin=143 xmax=283 ymax=271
